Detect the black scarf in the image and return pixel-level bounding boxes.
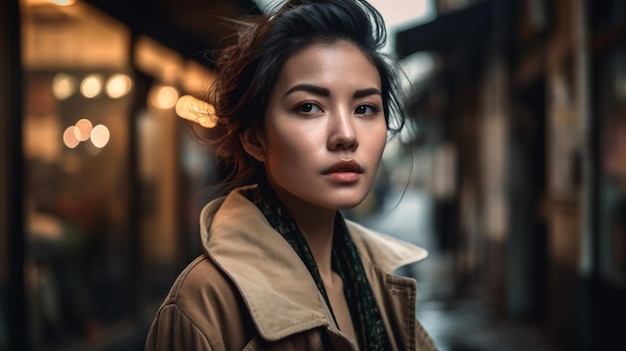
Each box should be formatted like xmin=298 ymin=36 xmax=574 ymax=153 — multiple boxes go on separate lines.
xmin=243 ymin=183 xmax=391 ymax=350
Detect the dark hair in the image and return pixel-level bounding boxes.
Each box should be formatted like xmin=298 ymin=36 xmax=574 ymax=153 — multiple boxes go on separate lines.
xmin=206 ymin=0 xmax=405 ymax=190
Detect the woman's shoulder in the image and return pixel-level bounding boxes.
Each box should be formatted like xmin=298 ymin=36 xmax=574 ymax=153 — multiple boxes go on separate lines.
xmin=164 ymin=254 xmax=238 ymax=307
xmin=147 ymin=254 xmax=256 ymax=350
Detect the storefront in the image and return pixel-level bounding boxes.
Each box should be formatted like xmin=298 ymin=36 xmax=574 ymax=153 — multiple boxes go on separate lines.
xmin=2 ymin=0 xmax=258 ymax=349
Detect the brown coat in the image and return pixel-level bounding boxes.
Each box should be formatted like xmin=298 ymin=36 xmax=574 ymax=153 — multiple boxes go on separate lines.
xmin=145 ymin=187 xmax=438 ymax=351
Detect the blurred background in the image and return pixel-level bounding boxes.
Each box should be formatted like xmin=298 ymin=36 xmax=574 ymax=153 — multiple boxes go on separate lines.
xmin=1 ymin=0 xmax=625 ymax=350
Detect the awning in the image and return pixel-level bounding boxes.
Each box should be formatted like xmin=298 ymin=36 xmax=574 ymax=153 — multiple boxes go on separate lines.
xmin=84 ymin=0 xmax=261 ymax=64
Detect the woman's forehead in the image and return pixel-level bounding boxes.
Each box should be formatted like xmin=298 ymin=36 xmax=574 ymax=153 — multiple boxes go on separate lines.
xmin=273 ymin=41 xmax=381 ymax=94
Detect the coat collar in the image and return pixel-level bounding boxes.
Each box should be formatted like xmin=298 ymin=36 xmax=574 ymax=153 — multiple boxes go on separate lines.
xmin=199 ymin=186 xmax=428 ymax=342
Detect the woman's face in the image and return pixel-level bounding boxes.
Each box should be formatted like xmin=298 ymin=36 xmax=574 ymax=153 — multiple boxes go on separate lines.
xmin=248 ymin=40 xmax=387 ymax=212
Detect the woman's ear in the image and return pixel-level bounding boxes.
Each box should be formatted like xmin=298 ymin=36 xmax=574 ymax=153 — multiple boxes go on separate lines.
xmin=240 ymin=128 xmax=267 ymax=162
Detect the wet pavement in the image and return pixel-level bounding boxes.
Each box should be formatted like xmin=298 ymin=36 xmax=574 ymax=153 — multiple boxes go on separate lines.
xmin=358 ymin=187 xmax=559 ymax=351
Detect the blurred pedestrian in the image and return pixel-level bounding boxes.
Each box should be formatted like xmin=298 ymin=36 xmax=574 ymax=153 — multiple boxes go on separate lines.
xmin=145 ymin=0 xmax=437 ymax=350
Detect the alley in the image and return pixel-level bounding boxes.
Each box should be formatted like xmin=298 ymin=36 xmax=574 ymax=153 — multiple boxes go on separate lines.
xmin=360 ymin=186 xmax=558 ymax=351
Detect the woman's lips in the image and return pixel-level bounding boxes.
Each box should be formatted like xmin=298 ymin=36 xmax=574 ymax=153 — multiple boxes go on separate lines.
xmin=322 ymin=160 xmax=363 ymax=183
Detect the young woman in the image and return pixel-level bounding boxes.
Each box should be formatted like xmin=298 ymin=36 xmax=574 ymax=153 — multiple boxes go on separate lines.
xmin=145 ymin=0 xmax=437 ymax=350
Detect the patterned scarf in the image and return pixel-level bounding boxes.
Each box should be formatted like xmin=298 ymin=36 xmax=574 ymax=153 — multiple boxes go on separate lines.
xmin=243 ymin=183 xmax=391 ymax=350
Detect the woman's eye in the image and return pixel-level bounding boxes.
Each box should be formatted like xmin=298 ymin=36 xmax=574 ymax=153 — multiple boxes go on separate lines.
xmin=355 ymin=104 xmax=378 ymax=115
xmin=297 ymin=102 xmax=322 ymax=114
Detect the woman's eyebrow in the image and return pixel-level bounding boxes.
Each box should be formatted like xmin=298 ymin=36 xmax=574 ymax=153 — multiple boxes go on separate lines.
xmin=353 ymin=87 xmax=382 ymax=99
xmin=284 ymin=84 xmax=382 ymax=99
xmin=284 ymin=84 xmax=329 ymax=97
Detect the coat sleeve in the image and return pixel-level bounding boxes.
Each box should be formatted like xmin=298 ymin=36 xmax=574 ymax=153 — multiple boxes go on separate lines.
xmin=145 ymin=304 xmax=214 ymax=351
xmin=144 ymin=255 xmax=254 ymax=351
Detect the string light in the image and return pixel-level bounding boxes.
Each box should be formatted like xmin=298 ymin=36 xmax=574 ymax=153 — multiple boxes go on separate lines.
xmin=149 ymin=85 xmax=179 ymax=109
xmin=80 ymin=74 xmax=103 ymax=98
xmin=105 ymin=74 xmax=133 ymax=98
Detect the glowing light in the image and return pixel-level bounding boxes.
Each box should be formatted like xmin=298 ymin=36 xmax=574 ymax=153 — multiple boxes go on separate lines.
xmin=175 ymin=95 xmax=218 ymax=128
xmin=149 ymin=85 xmax=179 ymax=109
xmin=49 ymin=0 xmax=77 ymax=6
xmin=90 ymin=124 xmax=110 ymax=148
xmin=63 ymin=126 xmax=81 ymax=148
xmin=75 ymin=119 xmax=93 ymax=141
xmin=105 ymin=74 xmax=133 ymax=98
xmin=80 ymin=74 xmax=103 ymax=98
xmin=52 ymin=73 xmax=76 ymax=100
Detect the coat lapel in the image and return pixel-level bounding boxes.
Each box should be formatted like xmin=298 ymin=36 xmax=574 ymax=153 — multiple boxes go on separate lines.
xmin=200 ymin=190 xmax=334 ymax=342
xmin=199 ymin=187 xmax=429 ymax=349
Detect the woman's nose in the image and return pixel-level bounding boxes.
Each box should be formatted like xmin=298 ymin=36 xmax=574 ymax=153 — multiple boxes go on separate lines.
xmin=327 ymin=111 xmax=358 ymax=151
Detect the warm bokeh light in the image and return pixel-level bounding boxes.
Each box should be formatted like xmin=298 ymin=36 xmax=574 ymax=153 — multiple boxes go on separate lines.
xmin=49 ymin=0 xmax=77 ymax=6
xmin=75 ymin=118 xmax=93 ymax=141
xmin=90 ymin=124 xmax=110 ymax=148
xmin=61 ymin=119 xmax=109 ymax=150
xmin=149 ymin=85 xmax=179 ymax=109
xmin=63 ymin=126 xmax=81 ymax=148
xmin=80 ymin=74 xmax=103 ymax=98
xmin=106 ymin=74 xmax=133 ymax=98
xmin=52 ymin=73 xmax=77 ymax=100
xmin=175 ymin=95 xmax=218 ymax=128
xmin=23 ymin=0 xmax=77 ymax=6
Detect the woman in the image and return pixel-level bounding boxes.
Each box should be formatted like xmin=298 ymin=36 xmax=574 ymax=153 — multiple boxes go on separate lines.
xmin=145 ymin=0 xmax=437 ymax=350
